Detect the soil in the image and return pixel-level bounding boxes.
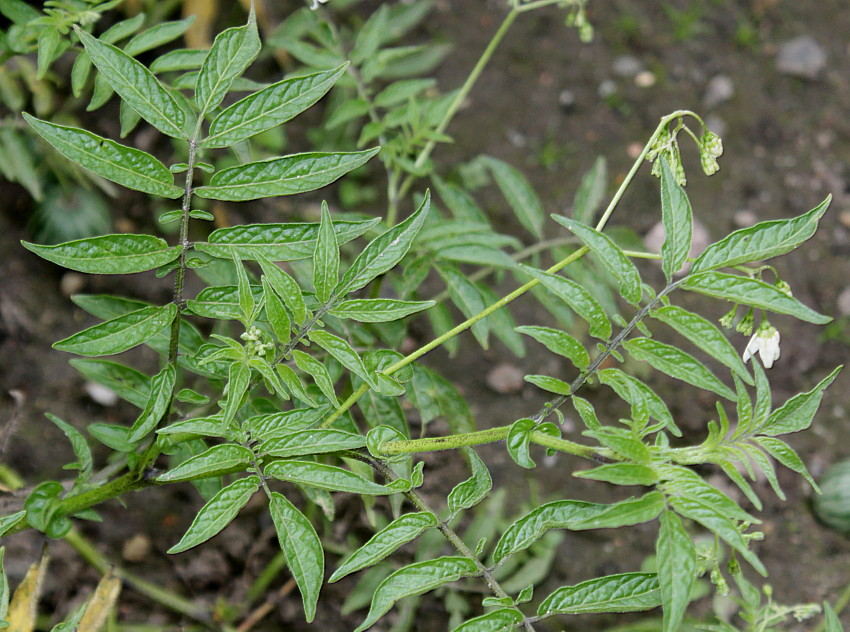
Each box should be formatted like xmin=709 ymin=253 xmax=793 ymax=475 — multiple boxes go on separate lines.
xmin=2 ymin=1 xmax=850 ymax=631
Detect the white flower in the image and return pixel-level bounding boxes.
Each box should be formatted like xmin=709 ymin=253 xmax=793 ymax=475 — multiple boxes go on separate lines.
xmin=309 ymin=0 xmax=329 ymax=9
xmin=742 ymin=324 xmax=781 ymax=369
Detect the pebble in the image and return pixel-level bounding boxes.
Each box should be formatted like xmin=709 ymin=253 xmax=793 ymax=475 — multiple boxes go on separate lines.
xmin=643 ymin=219 xmax=710 ymax=275
xmin=598 ymin=80 xmax=617 ymax=98
xmin=485 ymin=363 xmax=525 ymax=394
xmin=776 ymin=35 xmax=827 ymax=79
xmin=703 ymin=74 xmax=734 ymax=107
xmin=85 ymin=382 xmax=119 ymax=406
xmin=634 ymin=71 xmax=656 ymax=88
xmin=612 ymin=55 xmax=644 ymax=78
xmin=122 ymin=533 xmax=152 ymax=562
xmin=60 ymin=272 xmax=85 ymax=297
xmin=704 ymin=114 xmax=728 ymax=137
xmin=733 ymin=209 xmax=759 ymax=227
xmin=558 ymin=89 xmax=576 ymax=110
xmin=837 ymin=286 xmax=850 ymax=316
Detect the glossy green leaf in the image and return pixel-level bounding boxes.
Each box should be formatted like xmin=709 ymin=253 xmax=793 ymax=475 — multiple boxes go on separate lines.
xmin=54 ymin=304 xmax=177 ymax=356
xmin=308 ymin=330 xmax=379 ymax=391
xmin=537 ymin=573 xmax=660 ymax=616
xmin=313 ymin=202 xmax=339 ymax=303
xmin=652 ymin=304 xmax=752 ymax=384
xmin=682 ymin=271 xmax=831 ymax=324
xmin=69 ymin=359 xmax=151 ymax=408
xmin=257 ymin=255 xmax=309 ymax=324
xmin=596 ymin=368 xmax=679 ymax=436
xmin=447 ymin=449 xmax=492 ymax=514
xmin=656 ymin=510 xmax=696 ymax=632
xmin=692 ymin=196 xmax=831 ymax=273
xmin=0 ymin=511 xmax=25 ymax=538
xmin=22 ymin=234 xmax=181 ymax=274
xmin=451 ymin=609 xmax=523 ymax=632
xmin=123 ymin=16 xmax=195 ymax=56
xmin=204 ymin=64 xmax=347 ymax=148
xmin=45 ymin=414 xmax=92 ymax=481
xmin=158 ymin=444 xmax=253 ymax=482
xmin=659 ymin=465 xmax=758 ymax=524
xmin=438 ymin=264 xmax=489 ymax=348
xmin=659 ymin=157 xmax=693 ymax=279
xmin=167 ymin=475 xmax=259 ymax=553
xmin=571 ymin=492 xmax=665 ymax=529
xmin=186 ymin=285 xmax=263 ymax=320
xmin=515 ymin=325 xmax=589 ymax=370
xmin=572 ymin=156 xmax=607 ymax=225
xmin=506 ymin=418 xmax=537 ymax=469
xmin=338 ymin=191 xmax=431 ymax=294
xmin=293 ymin=349 xmax=340 ymax=406
xmin=754 ymin=436 xmax=819 ymax=492
xmin=552 ymin=217 xmax=642 ymax=305
xmin=195 ymin=8 xmax=260 ymax=117
xmin=150 ymin=48 xmax=208 ymax=73
xmin=262 ymin=277 xmax=291 ymax=344
xmin=407 ymin=364 xmax=474 ymax=433
xmin=127 ymin=363 xmax=176 ymax=442
xmin=76 ymin=28 xmax=186 ymax=139
xmin=265 ymin=460 xmax=398 ymax=495
xmin=23 ymin=114 xmax=181 ymax=198
xmin=260 ymin=429 xmax=365 ymax=458
xmin=520 ymin=265 xmax=611 ymax=340
xmin=668 ymin=495 xmax=765 ymax=575
xmin=329 ymin=298 xmax=435 ymax=323
xmin=268 ymin=492 xmax=324 ymax=622
xmin=36 ymin=28 xmax=61 ymax=79
xmin=196 ymin=218 xmax=379 ymax=261
xmin=624 ymin=337 xmax=736 ymax=401
xmin=759 ymin=366 xmax=841 ymax=436
xmin=330 ymin=512 xmax=438 ymax=583
xmin=88 ymin=424 xmax=134 ymax=452
xmin=222 ymin=361 xmax=251 ymax=426
xmin=354 ymin=557 xmax=479 ymax=632
xmin=480 ymin=156 xmax=544 ymax=238
xmin=157 ymin=416 xmax=233 ymax=441
xmin=195 ymin=149 xmax=379 ymax=201
xmin=574 ymin=463 xmax=658 ymax=486
xmin=244 ymin=408 xmax=326 ymax=443
xmin=524 ymin=375 xmax=571 ymax=396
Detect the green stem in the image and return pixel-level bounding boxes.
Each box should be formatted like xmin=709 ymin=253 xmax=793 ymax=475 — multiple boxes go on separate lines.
xmin=64 ymin=528 xmax=211 ymax=625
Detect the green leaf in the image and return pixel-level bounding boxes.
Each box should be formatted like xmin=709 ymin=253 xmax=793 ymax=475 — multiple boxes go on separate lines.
xmin=268 ymin=492 xmax=324 ymax=622
xmin=157 ymin=416 xmax=234 ymax=442
xmin=375 ymin=78 xmax=436 ymax=108
xmin=167 ymin=475 xmax=259 ymax=553
xmin=292 ymin=349 xmax=340 ymax=406
xmin=668 ymin=495 xmax=765 ymax=575
xmin=22 ymin=234 xmax=181 ymax=274
xmin=338 ymin=191 xmax=431 ymax=294
xmin=186 ymin=285 xmax=262 ymax=320
xmin=754 ymin=436 xmax=820 ymax=492
xmin=158 ymin=444 xmax=253 ymax=482
xmin=313 ymin=201 xmax=339 ymax=303
xmin=123 ymin=16 xmax=195 ymax=56
xmin=451 ymin=609 xmax=523 ymax=632
xmin=0 ymin=511 xmax=26 ymax=538
xmin=88 ymin=424 xmax=134 ymax=452
xmin=823 ymin=602 xmax=845 ymax=632
xmin=76 ymin=28 xmax=186 ymax=139
xmin=308 ymin=330 xmax=380 ymax=391
xmin=447 ymin=449 xmax=492 ymax=514
xmin=438 ymin=264 xmax=489 ymax=348
xmin=659 ymin=465 xmax=758 ymax=524
xmin=596 ymin=368 xmax=679 ymax=436
xmin=196 ymin=218 xmax=380 ymax=261
xmin=552 ymin=217 xmax=642 ymax=305
xmin=195 ymin=149 xmax=379 ymax=201
xmin=150 ymin=48 xmax=208 ymax=73
xmin=652 ymin=304 xmax=752 ymax=385
xmin=537 ymin=573 xmax=660 ymax=616
xmin=243 ymin=408 xmax=326 ymax=442
xmin=681 ymin=272 xmax=831 ymax=324
xmin=70 ymin=358 xmax=151 ymax=409
xmin=204 ymin=64 xmax=347 ymax=148
xmin=407 ymin=364 xmax=474 ymax=433
xmin=262 ymin=277 xmax=292 ymax=344
xmin=36 ymin=28 xmax=61 ymax=79
xmin=45 ymin=414 xmax=92 ymax=481
xmin=573 ymin=156 xmax=607 ymax=225
xmin=260 ymin=429 xmax=365 ymax=458
xmin=623 ymin=337 xmax=736 ymax=401
xmin=195 ymin=8 xmax=260 ymax=118
xmin=354 ymin=557 xmax=479 ymax=632
xmin=574 ymin=463 xmax=658 ymax=486
xmin=54 ymin=304 xmax=177 ymax=356
xmin=330 ymin=512 xmax=438 ymax=583
xmin=222 ymin=361 xmax=251 ymax=426
xmin=524 ymin=375 xmax=571 ymax=396
xmin=480 ymin=156 xmax=544 ymax=238
xmin=265 ymin=460 xmax=399 ymax=495
xmin=506 ymin=418 xmax=537 ymax=469
xmin=759 ymin=366 xmax=841 ymax=436
xmin=570 ymin=492 xmax=665 ymax=529
xmin=515 ymin=325 xmax=589 ymax=370
xmin=519 ymin=265 xmax=612 ymax=340
xmin=258 ymin=255 xmax=309 ymax=324
xmin=127 ymin=363 xmax=176 ymax=442
xmin=659 ymin=157 xmax=693 ymax=279
xmin=23 ymin=114 xmax=181 ymax=198
xmin=692 ymin=196 xmax=831 ymax=273
xmin=656 ymin=510 xmax=696 ymax=632
xmin=329 ymin=298 xmax=434 ymax=323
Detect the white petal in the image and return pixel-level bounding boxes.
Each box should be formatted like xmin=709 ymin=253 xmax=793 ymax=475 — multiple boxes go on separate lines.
xmin=742 ymin=335 xmax=760 ymax=363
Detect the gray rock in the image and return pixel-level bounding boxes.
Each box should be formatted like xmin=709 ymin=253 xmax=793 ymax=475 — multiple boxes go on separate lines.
xmin=777 ymin=35 xmax=826 ymax=79
xmin=612 ymin=55 xmax=644 ymax=78
xmin=486 ymin=363 xmax=525 ymax=394
xmin=837 ymin=286 xmax=850 ymax=316
xmin=704 ymin=74 xmax=734 ymax=107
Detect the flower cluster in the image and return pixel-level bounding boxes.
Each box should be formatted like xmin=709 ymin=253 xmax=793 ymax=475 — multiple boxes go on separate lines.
xmin=700 ymin=130 xmax=723 ymax=176
xmin=241 ymin=326 xmax=274 ymax=358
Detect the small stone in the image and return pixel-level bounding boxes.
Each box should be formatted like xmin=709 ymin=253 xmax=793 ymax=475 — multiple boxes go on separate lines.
xmin=626 ymin=142 xmax=643 ymax=159
xmin=85 ymin=382 xmax=119 ymax=407
xmin=122 ymin=533 xmax=152 ymax=562
xmin=485 ymin=363 xmax=525 ymax=394
xmin=776 ymin=35 xmax=826 ymax=79
xmin=837 ymin=286 xmax=850 ymax=316
xmin=506 ymin=128 xmax=527 ymax=148
xmin=558 ymin=89 xmax=576 ymax=110
xmin=838 ymin=211 xmax=850 ymax=229
xmin=704 ymin=114 xmax=728 ymax=137
xmin=611 ymin=55 xmax=643 ymax=78
xmin=634 ymin=70 xmax=656 ymax=88
xmin=733 ymin=210 xmax=759 ymax=227
xmin=703 ymin=74 xmax=734 ymax=107
xmin=60 ymin=272 xmax=85 ymax=297
xmin=598 ymin=80 xmax=617 ymax=99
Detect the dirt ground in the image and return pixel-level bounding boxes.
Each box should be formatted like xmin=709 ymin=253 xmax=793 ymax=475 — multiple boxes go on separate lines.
xmin=2 ymin=1 xmax=850 ymax=630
